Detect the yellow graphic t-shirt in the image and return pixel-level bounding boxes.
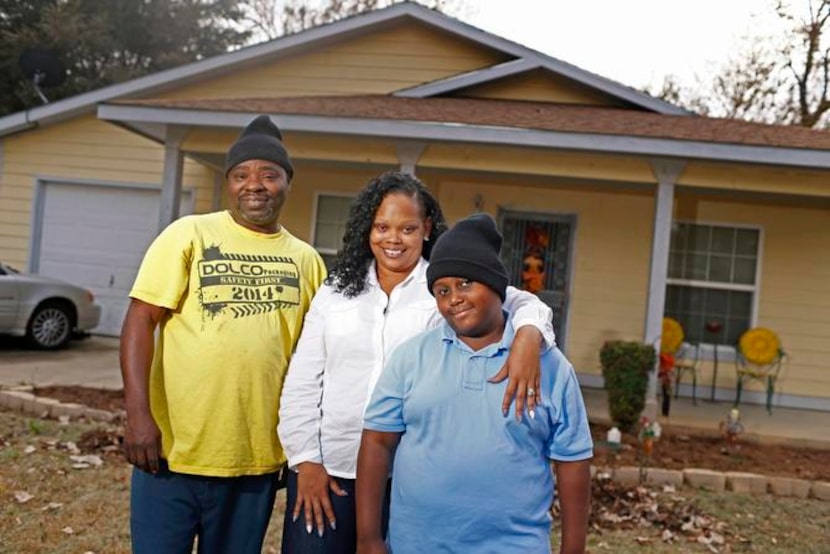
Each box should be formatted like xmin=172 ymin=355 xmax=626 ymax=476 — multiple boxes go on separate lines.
xmin=130 ymin=211 xmax=327 ymax=477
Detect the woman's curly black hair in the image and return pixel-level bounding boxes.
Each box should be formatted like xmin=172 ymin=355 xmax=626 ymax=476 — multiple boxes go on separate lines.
xmin=327 ymin=171 xmax=449 ymax=298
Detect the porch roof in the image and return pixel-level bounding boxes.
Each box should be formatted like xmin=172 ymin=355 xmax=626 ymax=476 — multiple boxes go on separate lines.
xmin=109 ymin=95 xmax=830 ymax=152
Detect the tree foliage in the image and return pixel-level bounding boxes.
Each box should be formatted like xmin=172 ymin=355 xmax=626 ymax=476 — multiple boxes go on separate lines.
xmin=651 ymin=0 xmax=830 ymax=128
xmin=0 ymin=0 xmax=249 ymax=116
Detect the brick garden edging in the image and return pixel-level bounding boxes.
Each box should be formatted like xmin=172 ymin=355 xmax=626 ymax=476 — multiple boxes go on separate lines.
xmin=605 ymin=465 xmax=830 ymax=501
xmin=0 ymin=386 xmax=120 ymax=423
xmin=2 ymin=386 xmax=828 ymax=502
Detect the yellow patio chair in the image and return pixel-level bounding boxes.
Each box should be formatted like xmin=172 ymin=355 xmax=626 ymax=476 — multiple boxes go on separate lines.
xmin=661 ymin=317 xmax=701 ymax=404
xmin=673 ymin=342 xmax=702 ymax=405
xmin=735 ymin=327 xmax=786 ymax=414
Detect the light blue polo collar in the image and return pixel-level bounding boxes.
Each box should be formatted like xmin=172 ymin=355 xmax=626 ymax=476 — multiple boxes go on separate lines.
xmin=441 ymin=311 xmax=514 ymax=356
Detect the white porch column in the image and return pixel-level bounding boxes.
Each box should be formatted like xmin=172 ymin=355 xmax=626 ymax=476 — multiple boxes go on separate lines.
xmin=158 ymin=125 xmax=188 ymax=232
xmin=212 ymin=170 xmax=224 ymax=212
xmin=643 ymin=159 xmax=685 ymax=420
xmin=395 ymin=141 xmax=426 ymax=175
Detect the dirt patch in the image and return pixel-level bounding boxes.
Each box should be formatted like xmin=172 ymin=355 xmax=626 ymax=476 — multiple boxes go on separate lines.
xmin=24 ymin=386 xmax=830 ymax=482
xmin=591 ymin=422 xmax=830 ymax=482
xmin=33 ymin=386 xmax=125 ymax=413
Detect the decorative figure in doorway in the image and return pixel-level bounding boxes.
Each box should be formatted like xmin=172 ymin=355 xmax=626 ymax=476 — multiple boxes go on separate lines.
xmin=521 ymin=224 xmax=549 ymax=294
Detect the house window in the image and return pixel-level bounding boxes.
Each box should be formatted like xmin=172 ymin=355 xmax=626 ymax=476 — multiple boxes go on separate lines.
xmin=664 ymin=223 xmax=760 ymax=346
xmin=313 ymin=194 xmax=354 ymax=269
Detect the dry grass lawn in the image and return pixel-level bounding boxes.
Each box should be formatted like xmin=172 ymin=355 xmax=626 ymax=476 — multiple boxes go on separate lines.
xmin=1 ymin=409 xmax=828 ymax=553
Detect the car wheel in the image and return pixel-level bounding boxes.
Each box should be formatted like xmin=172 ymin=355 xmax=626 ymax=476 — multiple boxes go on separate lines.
xmin=26 ymin=302 xmax=73 ymax=350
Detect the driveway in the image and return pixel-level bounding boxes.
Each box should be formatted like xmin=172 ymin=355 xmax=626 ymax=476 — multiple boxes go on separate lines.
xmin=0 ymin=335 xmax=121 ymax=389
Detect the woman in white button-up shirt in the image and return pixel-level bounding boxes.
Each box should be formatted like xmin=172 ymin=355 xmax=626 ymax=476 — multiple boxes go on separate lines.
xmin=278 ymin=172 xmax=555 ymax=554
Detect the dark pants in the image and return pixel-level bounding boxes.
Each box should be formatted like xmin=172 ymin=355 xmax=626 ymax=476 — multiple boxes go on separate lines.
xmin=130 ymin=460 xmax=283 ymax=554
xmin=281 ymin=471 xmax=390 ymax=554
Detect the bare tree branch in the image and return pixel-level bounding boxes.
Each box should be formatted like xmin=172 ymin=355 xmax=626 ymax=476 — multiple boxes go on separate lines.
xmin=652 ymin=0 xmax=830 ymax=128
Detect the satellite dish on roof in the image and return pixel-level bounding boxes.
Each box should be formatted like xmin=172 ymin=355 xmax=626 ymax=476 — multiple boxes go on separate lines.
xmin=19 ymin=48 xmax=67 ymax=104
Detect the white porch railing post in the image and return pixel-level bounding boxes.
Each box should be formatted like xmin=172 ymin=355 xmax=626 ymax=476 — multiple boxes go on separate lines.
xmin=396 ymin=141 xmax=426 ymax=176
xmin=644 ymin=159 xmax=686 ymax=420
xmin=158 ymin=125 xmax=188 ymax=232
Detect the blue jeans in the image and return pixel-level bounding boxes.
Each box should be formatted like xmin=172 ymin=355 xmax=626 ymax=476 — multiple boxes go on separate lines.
xmin=281 ymin=471 xmax=390 ymax=554
xmin=131 ymin=460 xmax=283 ymax=554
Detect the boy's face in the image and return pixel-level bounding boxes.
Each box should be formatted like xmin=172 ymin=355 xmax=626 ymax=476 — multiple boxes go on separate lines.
xmin=431 ymin=277 xmax=503 ymax=340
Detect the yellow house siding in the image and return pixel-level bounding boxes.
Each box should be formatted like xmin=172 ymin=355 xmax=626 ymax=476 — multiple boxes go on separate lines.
xmin=451 ymin=68 xmax=632 ymax=107
xmin=160 ymin=22 xmax=511 ymax=100
xmin=280 ymin=161 xmax=398 ymax=243
xmin=682 ymin=162 xmax=830 ymax=198
xmin=433 ymin=177 xmax=654 ymax=377
xmin=186 ymin=131 xmax=402 ymax=169
xmin=421 ymin=143 xmax=654 ymax=182
xmin=0 ymin=115 xmax=216 ymax=267
xmin=674 ymin=193 xmax=830 ymax=399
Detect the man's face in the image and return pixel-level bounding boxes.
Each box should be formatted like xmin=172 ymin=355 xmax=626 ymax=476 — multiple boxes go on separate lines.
xmin=226 ymin=159 xmax=290 ymax=233
xmin=432 ymin=277 xmax=503 ymax=341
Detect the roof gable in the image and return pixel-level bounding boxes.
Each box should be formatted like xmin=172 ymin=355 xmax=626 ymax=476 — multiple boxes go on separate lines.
xmin=157 ymin=19 xmax=511 ymax=100
xmin=441 ymin=67 xmax=637 ymax=108
xmin=0 ymin=1 xmax=683 ymax=137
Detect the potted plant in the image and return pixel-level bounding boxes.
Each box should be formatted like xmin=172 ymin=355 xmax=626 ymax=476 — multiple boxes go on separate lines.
xmin=600 ymin=340 xmax=655 ymax=432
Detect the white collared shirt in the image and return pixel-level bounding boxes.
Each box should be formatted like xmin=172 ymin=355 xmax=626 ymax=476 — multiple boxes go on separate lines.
xmin=278 ymin=257 xmax=555 ymax=478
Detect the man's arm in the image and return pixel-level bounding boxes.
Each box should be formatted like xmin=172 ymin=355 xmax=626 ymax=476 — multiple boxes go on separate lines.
xmin=356 ymin=429 xmax=401 ymax=554
xmin=120 ymin=298 xmax=168 ymax=474
xmin=553 ymin=459 xmax=592 ymax=554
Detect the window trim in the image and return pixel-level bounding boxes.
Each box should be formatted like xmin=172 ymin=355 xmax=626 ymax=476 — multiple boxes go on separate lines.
xmin=666 ymin=219 xmax=764 ymax=344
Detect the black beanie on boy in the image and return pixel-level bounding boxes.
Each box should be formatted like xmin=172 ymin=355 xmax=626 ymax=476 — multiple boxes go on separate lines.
xmin=427 ymin=213 xmax=508 ymax=302
xmin=224 ymin=115 xmax=294 ymax=181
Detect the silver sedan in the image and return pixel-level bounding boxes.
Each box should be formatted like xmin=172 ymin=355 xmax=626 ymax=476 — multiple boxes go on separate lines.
xmin=0 ymin=262 xmax=101 ymax=349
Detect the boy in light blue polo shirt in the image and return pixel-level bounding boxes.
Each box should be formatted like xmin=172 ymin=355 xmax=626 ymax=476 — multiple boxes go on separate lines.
xmin=356 ymin=213 xmax=593 ymax=554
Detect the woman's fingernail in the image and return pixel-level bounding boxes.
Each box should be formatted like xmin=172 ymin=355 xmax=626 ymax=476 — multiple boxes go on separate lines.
xmin=306 ymin=523 xmax=312 ymax=534
xmin=529 ymin=410 xmax=536 ymax=420
xmin=331 ymin=521 xmax=337 ymax=530
xmin=292 ymin=514 xmax=298 ymax=523
xmin=318 ymin=527 xmax=324 ymax=538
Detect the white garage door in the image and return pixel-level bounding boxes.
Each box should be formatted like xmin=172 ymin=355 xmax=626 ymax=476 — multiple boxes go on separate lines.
xmin=37 ymin=183 xmax=193 ymax=336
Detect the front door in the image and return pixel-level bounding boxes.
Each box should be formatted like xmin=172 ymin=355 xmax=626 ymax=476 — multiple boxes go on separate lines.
xmin=498 ymin=210 xmax=575 ymax=350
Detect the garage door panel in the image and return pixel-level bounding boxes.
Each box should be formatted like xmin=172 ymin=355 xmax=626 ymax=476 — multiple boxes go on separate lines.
xmin=38 ymin=183 xmax=192 ymax=336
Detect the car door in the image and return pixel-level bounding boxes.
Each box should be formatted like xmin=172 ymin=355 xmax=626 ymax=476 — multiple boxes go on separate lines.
xmin=0 ymin=264 xmax=21 ymax=331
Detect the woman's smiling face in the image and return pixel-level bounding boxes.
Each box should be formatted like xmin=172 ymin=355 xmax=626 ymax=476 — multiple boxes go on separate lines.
xmin=369 ymin=192 xmax=432 ymax=279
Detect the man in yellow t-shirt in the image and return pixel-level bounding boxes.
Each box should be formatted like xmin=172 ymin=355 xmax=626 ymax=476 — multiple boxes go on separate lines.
xmin=121 ymin=115 xmax=327 ymax=554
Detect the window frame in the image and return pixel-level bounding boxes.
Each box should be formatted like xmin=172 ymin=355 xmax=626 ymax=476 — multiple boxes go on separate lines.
xmin=310 ymin=191 xmax=356 ymax=262
xmin=665 ymin=220 xmax=764 ymax=348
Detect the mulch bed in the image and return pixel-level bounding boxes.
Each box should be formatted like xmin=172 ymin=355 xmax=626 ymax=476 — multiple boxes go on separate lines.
xmin=26 ymin=386 xmax=830 ymax=482
xmin=33 ymin=385 xmax=125 ymax=413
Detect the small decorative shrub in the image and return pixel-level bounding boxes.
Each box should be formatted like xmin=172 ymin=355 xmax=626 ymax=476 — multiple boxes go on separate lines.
xmin=600 ymin=341 xmax=656 ymax=432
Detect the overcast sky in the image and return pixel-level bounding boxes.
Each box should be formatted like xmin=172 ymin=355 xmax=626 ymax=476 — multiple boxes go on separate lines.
xmin=462 ymin=0 xmax=788 ymax=91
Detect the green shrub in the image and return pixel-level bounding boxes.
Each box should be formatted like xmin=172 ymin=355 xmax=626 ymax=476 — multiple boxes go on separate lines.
xmin=600 ymin=341 xmax=655 ymax=432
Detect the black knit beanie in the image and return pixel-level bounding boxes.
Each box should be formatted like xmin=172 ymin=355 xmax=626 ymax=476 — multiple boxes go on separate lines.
xmin=224 ymin=115 xmax=294 ymax=181
xmin=427 ymin=213 xmax=508 ymax=302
